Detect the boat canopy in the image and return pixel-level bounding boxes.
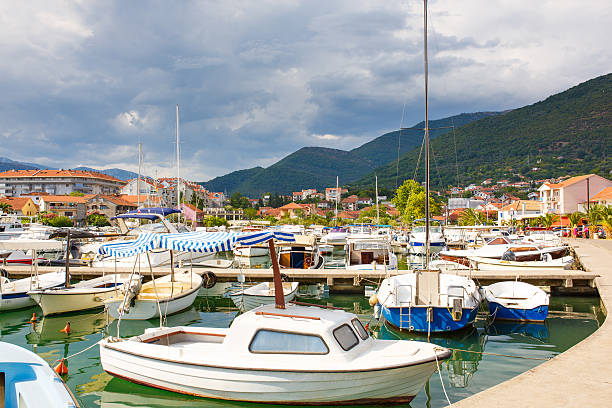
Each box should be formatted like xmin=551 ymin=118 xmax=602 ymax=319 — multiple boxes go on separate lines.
xmin=98 ymin=231 xmax=295 ymax=257
xmin=0 ymin=239 xmax=63 ymax=251
xmin=112 ymin=207 xmax=181 ymax=221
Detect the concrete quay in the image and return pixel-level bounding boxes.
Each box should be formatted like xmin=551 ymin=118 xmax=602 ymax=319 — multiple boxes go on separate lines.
xmin=449 ymin=238 xmax=612 ymax=408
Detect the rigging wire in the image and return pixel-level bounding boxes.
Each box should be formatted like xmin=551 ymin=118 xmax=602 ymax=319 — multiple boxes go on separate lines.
xmin=395 ymin=103 xmax=407 ymax=190
xmin=451 ymin=117 xmax=460 ymax=188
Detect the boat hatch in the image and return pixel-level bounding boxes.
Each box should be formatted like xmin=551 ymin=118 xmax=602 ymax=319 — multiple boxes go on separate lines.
xmin=249 ymin=329 xmax=329 ymax=354
xmin=333 ymin=324 xmax=359 ymax=351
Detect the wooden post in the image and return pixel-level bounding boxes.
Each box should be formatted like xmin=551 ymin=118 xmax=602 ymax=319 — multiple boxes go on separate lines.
xmin=268 ymin=239 xmax=285 ymax=309
xmin=65 ymin=229 xmax=71 ymax=288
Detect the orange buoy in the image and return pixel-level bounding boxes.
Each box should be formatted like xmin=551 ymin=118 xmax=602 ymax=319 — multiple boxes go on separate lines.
xmin=29 ymin=313 xmax=37 ymax=323
xmin=60 ymin=322 xmax=71 ymax=334
xmin=54 ymin=358 xmax=68 ymax=375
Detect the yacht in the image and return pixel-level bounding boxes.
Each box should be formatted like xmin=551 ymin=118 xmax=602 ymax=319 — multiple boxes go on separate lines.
xmin=409 ymin=220 xmax=447 ymax=256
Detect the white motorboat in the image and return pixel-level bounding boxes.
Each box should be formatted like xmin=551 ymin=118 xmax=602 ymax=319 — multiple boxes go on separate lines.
xmin=0 ymin=239 xmax=66 ymax=311
xmin=468 ymin=255 xmax=574 ymax=270
xmin=346 ymin=237 xmax=397 ymax=271
xmin=229 ymin=281 xmax=299 ymax=312
xmin=0 ymin=341 xmax=79 ymax=407
xmin=409 ymin=222 xmax=447 ymax=256
xmin=484 ymin=281 xmax=549 ymax=322
xmin=28 ymin=273 xmax=141 ymax=316
xmin=104 ymin=271 xmax=202 ymax=320
xmin=99 ymin=302 xmax=451 ymax=404
xmin=0 ymin=271 xmax=66 ymax=311
xmin=320 ymin=230 xmax=348 ymax=245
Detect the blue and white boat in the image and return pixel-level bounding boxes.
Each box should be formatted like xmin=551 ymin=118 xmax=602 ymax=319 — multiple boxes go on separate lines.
xmin=0 ymin=341 xmax=79 ymax=407
xmin=484 ymin=281 xmax=549 ymax=322
xmin=374 ymin=272 xmax=482 ymax=333
xmin=409 ymin=220 xmax=447 ymax=256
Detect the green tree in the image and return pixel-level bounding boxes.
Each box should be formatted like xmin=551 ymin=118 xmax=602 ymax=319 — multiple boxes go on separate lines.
xmin=458 ymin=208 xmax=487 ymax=226
xmin=243 ymin=208 xmax=257 ymax=220
xmin=48 ymin=216 xmax=74 ymax=227
xmin=599 ymin=207 xmax=612 ymax=239
xmin=0 ymin=202 xmax=13 ymax=214
xmin=538 ymin=213 xmax=559 ymax=229
xmin=69 ymin=191 xmax=85 ymax=197
xmin=86 ymin=213 xmax=111 ymax=227
xmin=202 ymin=216 xmax=229 ymax=227
xmin=566 ymin=212 xmax=584 ymax=237
xmin=392 ymin=180 xmax=440 ymax=224
xmin=586 ymin=205 xmax=605 ymax=238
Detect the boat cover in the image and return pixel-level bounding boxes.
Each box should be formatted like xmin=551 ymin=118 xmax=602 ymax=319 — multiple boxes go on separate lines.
xmin=98 ymin=231 xmax=295 ymax=257
xmin=0 ymin=239 xmax=63 ymax=251
xmin=112 ymin=207 xmax=181 ymax=220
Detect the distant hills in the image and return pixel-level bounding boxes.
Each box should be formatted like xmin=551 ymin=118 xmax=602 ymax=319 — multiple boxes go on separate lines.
xmin=202 ymin=112 xmax=498 ymax=196
xmin=0 ymin=158 xmax=137 ymax=181
xmin=355 ymin=73 xmax=612 ymax=190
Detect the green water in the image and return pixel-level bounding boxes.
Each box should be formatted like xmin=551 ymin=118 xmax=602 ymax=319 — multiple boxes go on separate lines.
xmin=0 ymin=293 xmax=603 ymax=408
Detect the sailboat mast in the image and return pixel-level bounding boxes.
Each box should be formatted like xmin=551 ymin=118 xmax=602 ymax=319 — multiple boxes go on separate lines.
xmin=424 ymin=0 xmax=430 ymax=268
xmin=375 ymin=175 xmax=379 ymax=226
xmin=335 ymin=175 xmax=339 ymax=227
xmin=137 ymin=141 xmax=142 ymax=209
xmin=176 ymin=104 xmax=181 ymax=223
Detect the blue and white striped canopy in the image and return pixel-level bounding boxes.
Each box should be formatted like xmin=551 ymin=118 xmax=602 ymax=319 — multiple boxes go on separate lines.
xmin=158 ymin=231 xmax=295 ymax=253
xmin=98 ymin=232 xmax=159 ymax=257
xmin=98 ymin=230 xmax=295 ymax=257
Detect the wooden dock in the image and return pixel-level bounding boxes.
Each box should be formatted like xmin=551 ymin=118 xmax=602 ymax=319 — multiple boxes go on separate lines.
xmin=3 ymin=265 xmax=599 ymax=293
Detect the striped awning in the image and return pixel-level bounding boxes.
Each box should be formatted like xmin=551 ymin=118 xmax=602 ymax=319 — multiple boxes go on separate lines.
xmin=98 ymin=231 xmax=295 ymax=257
xmin=98 ymin=232 xmax=159 ymax=257
xmin=158 ymin=231 xmax=295 ymax=253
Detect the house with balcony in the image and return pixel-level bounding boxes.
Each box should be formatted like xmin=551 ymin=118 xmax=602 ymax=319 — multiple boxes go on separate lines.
xmin=39 ymin=195 xmax=89 ymax=225
xmin=497 ymin=200 xmax=541 ymax=225
xmin=538 ymin=174 xmax=612 ymax=214
xmin=86 ymin=195 xmax=138 ymax=220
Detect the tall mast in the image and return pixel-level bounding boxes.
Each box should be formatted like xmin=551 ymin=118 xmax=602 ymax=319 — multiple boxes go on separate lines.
xmin=424 ymin=0 xmax=430 ymax=269
xmin=375 ymin=175 xmax=379 ymax=226
xmin=137 ymin=141 xmax=142 ymax=209
xmin=176 ymin=104 xmax=181 ymax=222
xmin=335 ymin=176 xmax=339 ymax=227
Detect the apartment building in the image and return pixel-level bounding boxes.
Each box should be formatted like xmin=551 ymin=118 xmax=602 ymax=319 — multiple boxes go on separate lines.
xmin=538 ymin=174 xmax=612 ymax=214
xmin=0 ymin=169 xmax=124 ymax=197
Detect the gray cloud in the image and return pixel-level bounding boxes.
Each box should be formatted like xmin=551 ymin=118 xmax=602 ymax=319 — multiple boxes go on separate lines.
xmin=0 ymin=0 xmax=610 ymax=181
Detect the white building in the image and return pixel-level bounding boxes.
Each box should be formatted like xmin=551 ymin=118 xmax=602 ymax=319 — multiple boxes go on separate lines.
xmin=538 ymin=174 xmax=612 ymax=214
xmin=497 ymin=200 xmax=541 ymax=225
xmin=0 ymin=169 xmax=124 ymax=197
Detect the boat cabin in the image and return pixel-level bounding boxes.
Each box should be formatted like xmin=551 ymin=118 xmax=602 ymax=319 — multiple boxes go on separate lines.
xmin=348 ymin=239 xmax=393 ymax=266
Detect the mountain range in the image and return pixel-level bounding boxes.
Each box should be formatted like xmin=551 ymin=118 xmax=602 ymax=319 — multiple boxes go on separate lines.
xmin=202 ymin=112 xmax=500 ymax=196
xmin=205 ymin=72 xmax=612 ymax=196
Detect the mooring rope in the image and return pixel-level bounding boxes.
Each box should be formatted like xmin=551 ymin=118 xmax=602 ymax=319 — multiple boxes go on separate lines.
xmin=435 ymin=350 xmax=452 ymax=406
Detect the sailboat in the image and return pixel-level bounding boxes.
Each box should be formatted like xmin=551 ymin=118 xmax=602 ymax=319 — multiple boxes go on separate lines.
xmin=98 ymin=230 xmax=452 ymax=404
xmin=373 ymin=0 xmax=482 ymax=334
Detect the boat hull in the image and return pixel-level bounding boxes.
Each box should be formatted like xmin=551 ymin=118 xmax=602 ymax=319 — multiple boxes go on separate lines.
xmin=106 ymin=286 xmax=200 ymax=320
xmin=233 ymin=246 xmax=269 ymax=257
xmin=0 ymin=291 xmax=37 ymax=311
xmin=100 ymin=342 xmax=439 ymax=405
xmin=488 ymin=302 xmax=548 ymax=322
xmin=380 ymin=304 xmax=479 ymax=333
xmin=28 ymin=286 xmax=123 ymax=316
xmin=409 ymin=241 xmax=446 ymax=255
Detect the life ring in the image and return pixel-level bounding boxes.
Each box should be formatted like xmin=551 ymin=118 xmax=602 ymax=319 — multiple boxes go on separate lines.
xmin=280 ymin=273 xmax=289 ymax=282
xmin=202 ymin=271 xmax=217 ymax=289
xmin=304 ymin=255 xmax=312 ymax=269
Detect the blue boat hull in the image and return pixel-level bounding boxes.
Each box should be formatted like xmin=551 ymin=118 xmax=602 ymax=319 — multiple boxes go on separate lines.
xmin=380 ymin=304 xmax=479 ymax=333
xmin=488 ymin=302 xmax=548 ymax=322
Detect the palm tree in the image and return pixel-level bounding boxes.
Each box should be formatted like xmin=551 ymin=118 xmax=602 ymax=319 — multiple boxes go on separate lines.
xmin=599 ymin=206 xmax=612 ymax=239
xmin=566 ymin=212 xmax=584 ymax=237
xmin=540 ymin=213 xmax=559 ymax=229
xmin=586 ymin=205 xmax=604 ymax=238
xmin=459 ymin=208 xmax=486 ymax=226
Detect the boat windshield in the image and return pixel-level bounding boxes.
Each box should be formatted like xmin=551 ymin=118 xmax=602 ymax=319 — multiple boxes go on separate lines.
xmin=352 ymin=242 xmax=387 ymax=251
xmin=351 ymin=318 xmax=368 ymax=340
xmin=412 ymin=226 xmax=441 ymax=234
xmin=249 ymin=329 xmax=329 ymax=354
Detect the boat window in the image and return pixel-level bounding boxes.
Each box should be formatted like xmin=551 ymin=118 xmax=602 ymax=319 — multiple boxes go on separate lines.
xmin=333 ymin=324 xmax=359 ymax=351
xmin=249 ymin=329 xmax=329 ymax=354
xmin=351 ymin=318 xmax=369 ymax=340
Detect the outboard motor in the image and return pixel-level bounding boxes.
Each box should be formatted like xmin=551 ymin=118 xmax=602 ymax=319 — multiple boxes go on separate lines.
xmin=501 ymin=250 xmax=516 ymax=261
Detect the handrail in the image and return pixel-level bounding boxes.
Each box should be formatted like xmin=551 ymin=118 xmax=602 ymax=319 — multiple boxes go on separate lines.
xmin=255 ymin=311 xmax=320 ymax=320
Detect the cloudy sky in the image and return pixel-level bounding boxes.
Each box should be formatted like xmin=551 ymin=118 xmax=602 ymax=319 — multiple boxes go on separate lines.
xmin=1 ymin=0 xmax=610 ymax=181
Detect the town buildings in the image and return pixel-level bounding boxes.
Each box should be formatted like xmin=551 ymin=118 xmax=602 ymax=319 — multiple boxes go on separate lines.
xmin=538 ymin=174 xmax=612 ymax=214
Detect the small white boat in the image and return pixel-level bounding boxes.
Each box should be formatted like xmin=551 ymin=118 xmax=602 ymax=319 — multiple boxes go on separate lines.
xmin=188 ymin=258 xmax=234 ymax=268
xmin=104 ymin=271 xmax=202 ymax=320
xmin=346 ymin=237 xmax=397 ymax=271
xmin=409 ymin=222 xmax=447 ymax=255
xmin=233 ymin=245 xmax=269 ymax=257
xmin=0 ymin=271 xmax=65 ymax=311
xmin=0 ymin=341 xmax=79 ymax=407
xmin=28 ymin=274 xmax=141 ymax=316
xmin=229 ymin=281 xmax=299 ymax=312
xmin=468 ymin=255 xmax=574 ymax=270
xmin=99 ymin=303 xmax=451 ymax=404
xmin=484 ymin=281 xmax=549 ymax=322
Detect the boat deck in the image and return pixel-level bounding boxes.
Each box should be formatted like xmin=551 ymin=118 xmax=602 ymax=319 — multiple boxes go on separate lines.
xmin=449 ymin=238 xmax=611 ymax=407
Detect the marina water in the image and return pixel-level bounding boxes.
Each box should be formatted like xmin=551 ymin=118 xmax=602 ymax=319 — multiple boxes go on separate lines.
xmin=0 ymin=285 xmax=602 ymax=407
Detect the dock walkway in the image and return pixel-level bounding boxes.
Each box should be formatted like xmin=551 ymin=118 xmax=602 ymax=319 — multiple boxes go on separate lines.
xmin=449 ymin=238 xmax=612 ymax=407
